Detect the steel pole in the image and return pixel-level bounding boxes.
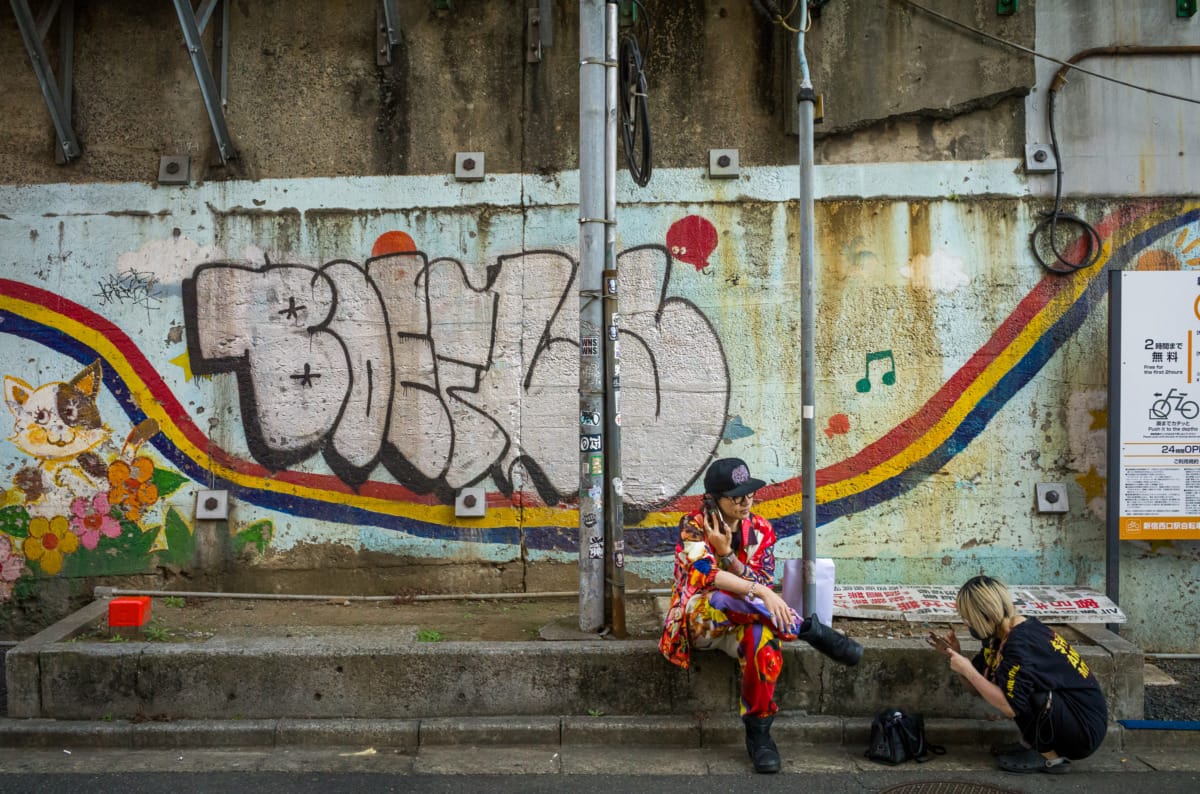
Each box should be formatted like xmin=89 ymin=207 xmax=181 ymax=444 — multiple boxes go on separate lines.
xmin=796 ymin=9 xmax=818 ymax=614
xmin=578 ymin=0 xmax=607 ymax=632
xmin=603 ymin=0 xmax=626 ymax=638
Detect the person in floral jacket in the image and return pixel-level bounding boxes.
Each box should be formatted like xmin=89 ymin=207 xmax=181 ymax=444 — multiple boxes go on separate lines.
xmin=660 ymin=457 xmax=862 ymax=773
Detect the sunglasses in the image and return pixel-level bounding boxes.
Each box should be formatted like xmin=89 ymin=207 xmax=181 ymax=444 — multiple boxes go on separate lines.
xmin=721 ymin=492 xmax=756 ymax=505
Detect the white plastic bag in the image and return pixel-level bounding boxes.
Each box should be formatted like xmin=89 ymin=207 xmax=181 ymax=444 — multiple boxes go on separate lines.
xmin=781 ymin=557 xmax=834 ymax=627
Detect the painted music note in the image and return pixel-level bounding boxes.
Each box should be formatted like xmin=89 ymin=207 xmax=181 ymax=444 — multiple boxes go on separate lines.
xmin=856 ymin=349 xmax=895 ymax=393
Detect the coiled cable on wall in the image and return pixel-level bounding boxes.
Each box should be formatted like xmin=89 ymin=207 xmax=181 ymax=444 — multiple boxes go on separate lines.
xmin=1028 ymin=87 xmax=1102 ymax=274
xmin=618 ymin=0 xmax=652 ymax=187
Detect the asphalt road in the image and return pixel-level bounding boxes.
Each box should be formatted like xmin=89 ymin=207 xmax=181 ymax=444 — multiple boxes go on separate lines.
xmin=3 ymin=770 xmax=1200 ymax=793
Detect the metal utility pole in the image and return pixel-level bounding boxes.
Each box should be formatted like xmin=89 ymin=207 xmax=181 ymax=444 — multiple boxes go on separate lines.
xmin=796 ymin=6 xmax=818 ymax=613
xmin=602 ymin=0 xmax=626 ymax=638
xmin=578 ymin=0 xmax=607 ymax=632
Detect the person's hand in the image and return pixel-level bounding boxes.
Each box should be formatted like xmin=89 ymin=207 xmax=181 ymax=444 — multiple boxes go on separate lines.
xmin=948 ymin=650 xmax=974 ymax=678
xmin=703 ymin=508 xmax=732 ymax=557
xmin=757 ymin=587 xmax=795 ymax=634
xmin=925 ymin=629 xmax=961 ymax=658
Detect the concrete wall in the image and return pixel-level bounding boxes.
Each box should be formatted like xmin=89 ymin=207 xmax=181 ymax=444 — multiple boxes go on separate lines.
xmin=1 ymin=2 xmax=1198 ymax=652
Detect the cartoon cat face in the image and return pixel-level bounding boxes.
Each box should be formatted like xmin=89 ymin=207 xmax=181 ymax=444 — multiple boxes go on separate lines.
xmin=5 ymin=361 xmax=109 ymax=461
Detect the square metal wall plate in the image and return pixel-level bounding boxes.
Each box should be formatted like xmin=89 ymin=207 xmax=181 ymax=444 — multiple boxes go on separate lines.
xmin=455 ymin=486 xmax=486 ymax=517
xmin=709 ymin=148 xmax=739 ymax=178
xmin=195 ymin=489 xmax=229 ymax=520
xmin=1024 ymin=144 xmax=1057 ymax=174
xmin=158 ymin=155 xmax=190 ymax=185
xmin=1035 ymin=483 xmax=1069 ymax=513
xmin=455 ymin=152 xmax=485 ymax=181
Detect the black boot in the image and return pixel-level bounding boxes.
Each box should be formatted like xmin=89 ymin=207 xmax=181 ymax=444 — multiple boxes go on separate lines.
xmin=743 ymin=714 xmax=782 ymax=774
xmin=798 ymin=613 xmax=863 ymax=666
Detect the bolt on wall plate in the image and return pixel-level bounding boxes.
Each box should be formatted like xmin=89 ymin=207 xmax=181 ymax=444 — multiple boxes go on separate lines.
xmin=1024 ymin=144 xmax=1057 ymax=174
xmin=1035 ymin=483 xmax=1069 ymax=514
xmin=709 ymin=149 xmax=739 ymax=179
xmin=195 ymin=489 xmax=229 ymax=520
xmin=158 ymin=155 xmax=190 ymax=185
xmin=455 ymin=486 xmax=486 ymax=517
xmin=455 ymin=152 xmax=485 ymax=182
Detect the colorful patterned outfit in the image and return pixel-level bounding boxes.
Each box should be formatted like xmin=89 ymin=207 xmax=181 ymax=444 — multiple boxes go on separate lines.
xmin=659 ymin=509 xmax=801 ymax=717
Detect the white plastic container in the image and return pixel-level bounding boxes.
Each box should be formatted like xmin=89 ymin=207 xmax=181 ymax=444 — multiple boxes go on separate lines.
xmin=781 ymin=557 xmax=835 ymax=628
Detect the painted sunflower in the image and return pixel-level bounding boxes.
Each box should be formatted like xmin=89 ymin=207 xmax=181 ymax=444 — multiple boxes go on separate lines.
xmin=24 ymin=515 xmax=79 ymax=575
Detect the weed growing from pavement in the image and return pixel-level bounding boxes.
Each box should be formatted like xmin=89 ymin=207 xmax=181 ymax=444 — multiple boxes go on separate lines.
xmin=144 ymin=622 xmax=172 ymax=642
xmin=417 ymin=629 xmax=444 ymax=642
xmin=164 ymin=596 xmax=186 ymax=608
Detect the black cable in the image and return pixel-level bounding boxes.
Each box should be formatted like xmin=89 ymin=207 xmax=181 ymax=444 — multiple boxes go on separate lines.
xmin=618 ymin=28 xmax=652 ymax=187
xmin=1028 ymin=88 xmax=1102 ymax=274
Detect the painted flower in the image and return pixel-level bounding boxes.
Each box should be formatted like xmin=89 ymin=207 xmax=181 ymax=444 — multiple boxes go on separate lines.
xmin=70 ymin=493 xmax=121 ymax=549
xmin=107 ymin=457 xmax=159 ymax=522
xmin=23 ymin=515 xmax=79 ymax=575
xmin=0 ymin=533 xmax=25 ymax=600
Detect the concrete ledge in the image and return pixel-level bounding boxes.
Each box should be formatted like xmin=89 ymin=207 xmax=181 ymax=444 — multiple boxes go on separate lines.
xmin=276 ymin=717 xmax=419 ymax=748
xmin=563 ymin=715 xmax=699 ymax=747
xmin=6 ymin=601 xmax=1147 ymax=723
xmin=420 ymin=716 xmax=560 ymax=746
xmin=4 ymin=600 xmax=108 ymax=718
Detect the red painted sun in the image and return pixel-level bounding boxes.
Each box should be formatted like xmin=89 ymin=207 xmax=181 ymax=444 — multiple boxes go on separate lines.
xmin=371 ymin=230 xmax=416 ymax=258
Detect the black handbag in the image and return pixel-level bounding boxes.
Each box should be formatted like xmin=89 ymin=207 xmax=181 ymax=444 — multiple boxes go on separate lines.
xmin=865 ymin=708 xmax=946 ymax=765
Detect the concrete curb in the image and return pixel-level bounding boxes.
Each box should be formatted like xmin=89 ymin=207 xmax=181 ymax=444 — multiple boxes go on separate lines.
xmin=5 ymin=602 xmax=1147 ymax=722
xmin=1 ymin=715 xmax=1192 ymax=753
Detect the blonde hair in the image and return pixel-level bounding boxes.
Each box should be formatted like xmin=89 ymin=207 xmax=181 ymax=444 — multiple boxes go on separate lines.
xmin=956 ymin=575 xmax=1018 ymax=640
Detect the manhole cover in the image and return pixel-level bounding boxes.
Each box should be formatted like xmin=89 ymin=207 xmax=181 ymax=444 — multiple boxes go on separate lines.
xmin=879 ymin=784 xmax=1020 ymax=794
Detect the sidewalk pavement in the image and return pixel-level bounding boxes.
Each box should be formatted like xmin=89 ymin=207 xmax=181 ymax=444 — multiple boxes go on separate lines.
xmin=1 ymin=713 xmax=1199 ymax=777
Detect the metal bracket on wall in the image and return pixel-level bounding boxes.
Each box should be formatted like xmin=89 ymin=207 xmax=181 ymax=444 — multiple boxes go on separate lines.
xmin=377 ymin=0 xmax=401 ymax=66
xmin=11 ymin=0 xmax=81 ymax=162
xmin=526 ymin=0 xmax=553 ymax=63
xmin=171 ymin=0 xmax=237 ymax=164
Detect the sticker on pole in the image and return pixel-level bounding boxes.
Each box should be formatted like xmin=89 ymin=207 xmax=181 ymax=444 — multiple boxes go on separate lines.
xmin=580 ymin=433 xmax=602 ymax=452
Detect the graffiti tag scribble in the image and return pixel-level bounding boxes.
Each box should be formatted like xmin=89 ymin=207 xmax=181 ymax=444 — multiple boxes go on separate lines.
xmin=95 ymin=269 xmax=164 ymax=311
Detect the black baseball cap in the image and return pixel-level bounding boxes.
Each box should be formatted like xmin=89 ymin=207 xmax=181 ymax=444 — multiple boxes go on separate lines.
xmin=704 ymin=457 xmax=766 ymax=498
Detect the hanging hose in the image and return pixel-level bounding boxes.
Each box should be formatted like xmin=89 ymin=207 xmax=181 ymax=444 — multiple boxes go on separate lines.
xmin=618 ymin=3 xmax=652 ymax=187
xmin=1028 ymin=87 xmax=1102 ymax=274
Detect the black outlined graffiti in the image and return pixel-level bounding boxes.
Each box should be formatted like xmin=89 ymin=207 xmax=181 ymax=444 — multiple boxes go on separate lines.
xmin=182 ymin=245 xmax=730 ymax=508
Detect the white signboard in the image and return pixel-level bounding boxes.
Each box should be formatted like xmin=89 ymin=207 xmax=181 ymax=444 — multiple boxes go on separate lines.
xmin=1117 ymin=271 xmax=1200 ymax=540
xmin=833 ymin=584 xmax=1125 ymax=623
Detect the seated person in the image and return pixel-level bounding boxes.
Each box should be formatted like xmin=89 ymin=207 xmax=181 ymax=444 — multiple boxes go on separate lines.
xmin=660 ymin=457 xmax=862 ymax=774
xmin=927 ymin=574 xmax=1108 ymax=774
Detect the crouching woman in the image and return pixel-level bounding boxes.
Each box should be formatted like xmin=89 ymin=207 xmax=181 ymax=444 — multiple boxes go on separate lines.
xmin=927 ymin=575 xmax=1107 ymax=774
xmin=659 ymin=457 xmax=862 ymax=774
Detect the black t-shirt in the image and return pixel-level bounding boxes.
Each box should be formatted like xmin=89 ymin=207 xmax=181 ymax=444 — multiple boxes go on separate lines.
xmin=971 ymin=617 xmax=1105 ymax=722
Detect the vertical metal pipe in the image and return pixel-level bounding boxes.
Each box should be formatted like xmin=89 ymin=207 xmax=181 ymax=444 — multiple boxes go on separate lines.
xmin=603 ymin=0 xmax=626 ymax=638
xmin=578 ymin=0 xmax=607 ymax=632
xmin=1105 ymin=270 xmax=1122 ymax=634
xmin=796 ymin=9 xmax=818 ymax=614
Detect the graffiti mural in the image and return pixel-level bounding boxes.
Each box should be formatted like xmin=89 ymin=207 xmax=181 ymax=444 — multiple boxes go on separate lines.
xmin=2 ymin=201 xmax=1198 ymax=565
xmin=1 ymin=359 xmax=194 ymax=594
xmin=182 ymin=242 xmax=730 ymax=508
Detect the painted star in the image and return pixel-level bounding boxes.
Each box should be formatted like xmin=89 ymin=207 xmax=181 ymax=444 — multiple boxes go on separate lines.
xmin=1075 ymin=466 xmax=1106 ymax=503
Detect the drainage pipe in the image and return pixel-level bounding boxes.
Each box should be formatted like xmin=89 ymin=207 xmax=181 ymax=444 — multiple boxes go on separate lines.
xmin=94 ymin=586 xmax=670 ymax=602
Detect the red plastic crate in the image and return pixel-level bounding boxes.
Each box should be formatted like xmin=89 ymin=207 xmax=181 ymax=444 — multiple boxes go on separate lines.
xmin=108 ymin=596 xmax=152 ymax=627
